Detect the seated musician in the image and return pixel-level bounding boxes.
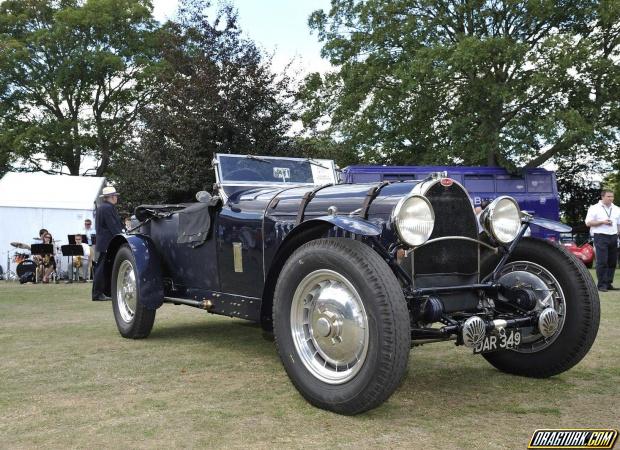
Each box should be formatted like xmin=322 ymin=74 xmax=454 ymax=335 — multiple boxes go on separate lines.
xmin=34 ymin=228 xmax=49 ymax=243
xmin=36 ymin=233 xmax=56 ymax=283
xmin=73 ymin=234 xmax=91 ymax=281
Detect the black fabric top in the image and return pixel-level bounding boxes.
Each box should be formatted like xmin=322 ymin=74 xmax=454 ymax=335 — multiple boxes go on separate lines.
xmin=96 ymin=201 xmax=123 ymax=253
xmin=134 ymin=196 xmax=221 ymax=248
xmin=176 ymin=202 xmax=212 ymax=247
xmin=134 ymin=204 xmax=186 ymax=222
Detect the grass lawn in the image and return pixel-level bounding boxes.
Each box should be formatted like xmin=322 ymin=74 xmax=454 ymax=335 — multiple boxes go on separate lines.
xmin=1 ymin=271 xmax=618 ymax=449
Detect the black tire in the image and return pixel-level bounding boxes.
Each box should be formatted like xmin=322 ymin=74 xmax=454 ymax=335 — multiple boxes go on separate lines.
xmin=111 ymin=245 xmax=156 ymax=339
xmin=483 ymin=238 xmax=599 ymax=377
xmin=273 ymin=238 xmax=410 ymax=415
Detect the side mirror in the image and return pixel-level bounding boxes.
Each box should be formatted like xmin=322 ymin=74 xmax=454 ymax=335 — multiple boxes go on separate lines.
xmin=196 ymin=191 xmax=212 ymax=203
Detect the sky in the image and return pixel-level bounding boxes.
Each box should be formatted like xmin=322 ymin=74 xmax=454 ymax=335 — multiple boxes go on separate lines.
xmin=152 ymin=0 xmax=333 ymax=76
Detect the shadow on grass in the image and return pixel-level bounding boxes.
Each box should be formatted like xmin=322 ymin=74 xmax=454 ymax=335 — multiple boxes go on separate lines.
xmin=147 ymin=319 xmax=277 ymax=358
xmin=146 ymin=316 xmax=580 ymax=406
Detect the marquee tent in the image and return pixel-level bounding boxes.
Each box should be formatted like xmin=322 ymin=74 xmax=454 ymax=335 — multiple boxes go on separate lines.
xmin=0 ymin=172 xmax=106 ymax=277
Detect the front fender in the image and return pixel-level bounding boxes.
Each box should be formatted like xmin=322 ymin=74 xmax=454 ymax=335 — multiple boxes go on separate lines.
xmin=300 ymin=215 xmax=382 ymax=236
xmin=260 ymin=215 xmax=383 ymax=331
xmin=527 ymin=217 xmax=572 ymax=233
xmin=104 ymin=234 xmax=164 ymax=309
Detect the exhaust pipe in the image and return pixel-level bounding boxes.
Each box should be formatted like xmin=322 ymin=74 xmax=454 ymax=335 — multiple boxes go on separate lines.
xmin=163 ymin=297 xmax=213 ymax=311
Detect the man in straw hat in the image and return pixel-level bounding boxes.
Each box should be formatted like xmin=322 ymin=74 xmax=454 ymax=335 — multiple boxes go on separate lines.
xmin=92 ymin=186 xmax=123 ymax=301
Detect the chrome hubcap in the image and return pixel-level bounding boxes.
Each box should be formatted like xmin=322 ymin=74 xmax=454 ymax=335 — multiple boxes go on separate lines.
xmin=290 ymin=269 xmax=369 ymax=384
xmin=116 ymin=260 xmax=137 ymax=323
xmin=497 ymin=261 xmax=566 ymax=353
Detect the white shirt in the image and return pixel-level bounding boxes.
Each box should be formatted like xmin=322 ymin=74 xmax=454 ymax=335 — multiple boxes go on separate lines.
xmin=82 ymin=227 xmax=96 ymax=245
xmin=79 ymin=243 xmax=91 ymax=260
xmin=585 ymin=201 xmax=620 ymax=235
xmin=72 ymin=242 xmax=90 ymax=260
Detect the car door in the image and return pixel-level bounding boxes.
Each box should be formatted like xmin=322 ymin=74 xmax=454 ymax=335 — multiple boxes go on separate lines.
xmin=149 ymin=205 xmax=221 ymax=293
xmin=216 ymin=204 xmax=264 ymax=298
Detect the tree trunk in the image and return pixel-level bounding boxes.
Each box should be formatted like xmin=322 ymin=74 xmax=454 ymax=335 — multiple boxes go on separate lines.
xmin=97 ymin=140 xmax=110 ymax=177
xmin=64 ymin=142 xmax=80 ymax=175
xmin=485 ymin=99 xmax=503 ymax=167
xmin=487 ymin=150 xmax=499 ymax=166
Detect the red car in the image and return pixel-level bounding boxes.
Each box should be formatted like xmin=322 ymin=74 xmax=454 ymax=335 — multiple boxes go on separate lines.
xmin=559 ymin=234 xmax=594 ymax=268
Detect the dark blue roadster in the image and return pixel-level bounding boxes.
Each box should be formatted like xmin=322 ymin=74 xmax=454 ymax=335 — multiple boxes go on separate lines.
xmin=103 ymin=154 xmax=599 ymax=414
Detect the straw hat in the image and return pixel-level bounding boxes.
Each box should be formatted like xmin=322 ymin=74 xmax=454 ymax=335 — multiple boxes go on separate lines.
xmin=100 ymin=186 xmax=120 ymax=197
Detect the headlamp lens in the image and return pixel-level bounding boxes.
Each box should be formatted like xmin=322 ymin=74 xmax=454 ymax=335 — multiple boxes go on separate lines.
xmin=484 ymin=197 xmax=521 ymax=244
xmin=395 ymin=195 xmax=435 ymax=246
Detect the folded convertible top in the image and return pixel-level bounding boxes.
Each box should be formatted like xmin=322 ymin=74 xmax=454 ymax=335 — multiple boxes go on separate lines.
xmin=134 ymin=204 xmax=187 ymax=221
xmin=135 ymin=196 xmax=221 ymax=248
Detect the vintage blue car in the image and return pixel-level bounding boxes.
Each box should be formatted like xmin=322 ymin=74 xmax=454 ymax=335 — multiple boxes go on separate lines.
xmin=103 ymin=153 xmax=600 ymax=414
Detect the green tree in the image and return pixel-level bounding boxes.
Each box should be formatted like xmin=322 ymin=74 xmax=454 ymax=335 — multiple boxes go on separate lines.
xmin=0 ymin=0 xmax=164 ymax=175
xmin=110 ymin=1 xmax=295 ymax=209
xmin=555 ymin=151 xmax=603 ymax=225
xmin=300 ymin=0 xmax=620 ymax=168
xmin=603 ymin=154 xmax=620 ymax=202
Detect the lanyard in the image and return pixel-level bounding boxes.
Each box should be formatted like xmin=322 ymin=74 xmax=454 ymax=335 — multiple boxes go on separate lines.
xmin=602 ymin=205 xmax=612 ymax=219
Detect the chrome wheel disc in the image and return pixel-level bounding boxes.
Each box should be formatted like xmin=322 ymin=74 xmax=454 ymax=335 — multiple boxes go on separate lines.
xmin=290 ymin=269 xmax=369 ymax=384
xmin=116 ymin=260 xmax=137 ymax=323
xmin=497 ymin=261 xmax=566 ymax=353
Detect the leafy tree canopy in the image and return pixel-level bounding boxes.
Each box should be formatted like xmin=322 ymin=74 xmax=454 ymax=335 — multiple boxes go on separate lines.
xmin=0 ymin=0 xmax=165 ymax=175
xmin=299 ymin=0 xmax=620 ymax=169
xmin=110 ymin=0 xmax=295 ymax=210
xmin=555 ymin=150 xmax=604 ymax=225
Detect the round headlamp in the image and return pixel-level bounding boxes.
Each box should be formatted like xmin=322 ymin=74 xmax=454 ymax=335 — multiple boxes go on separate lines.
xmin=480 ymin=196 xmax=522 ymax=244
xmin=393 ymin=194 xmax=435 ymax=246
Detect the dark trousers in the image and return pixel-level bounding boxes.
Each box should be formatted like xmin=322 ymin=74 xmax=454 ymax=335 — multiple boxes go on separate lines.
xmin=593 ymin=234 xmax=618 ymax=288
xmin=91 ymin=251 xmax=107 ymax=300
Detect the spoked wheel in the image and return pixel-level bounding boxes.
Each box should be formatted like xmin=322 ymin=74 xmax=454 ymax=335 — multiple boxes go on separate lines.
xmin=116 ymin=260 xmax=138 ymax=323
xmin=483 ymin=238 xmax=600 ymax=377
xmin=496 ymin=261 xmax=566 ymax=353
xmin=274 ymin=238 xmax=410 ymax=415
xmin=112 ymin=245 xmax=155 ymax=339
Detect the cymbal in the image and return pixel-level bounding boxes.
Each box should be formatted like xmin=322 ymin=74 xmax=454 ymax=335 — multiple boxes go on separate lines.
xmin=10 ymin=242 xmax=31 ymax=250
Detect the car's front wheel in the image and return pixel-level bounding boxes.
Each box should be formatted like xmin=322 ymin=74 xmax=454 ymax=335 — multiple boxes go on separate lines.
xmin=112 ymin=245 xmax=156 ymax=339
xmin=273 ymin=238 xmax=410 ymax=415
xmin=483 ymin=238 xmax=600 ymax=377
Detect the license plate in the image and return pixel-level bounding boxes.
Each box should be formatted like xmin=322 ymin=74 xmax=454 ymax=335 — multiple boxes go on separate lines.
xmin=473 ymin=329 xmax=521 ymax=354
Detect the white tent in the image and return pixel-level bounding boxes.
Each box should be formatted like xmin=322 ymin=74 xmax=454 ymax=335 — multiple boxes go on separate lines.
xmin=0 ymin=172 xmax=106 ymax=276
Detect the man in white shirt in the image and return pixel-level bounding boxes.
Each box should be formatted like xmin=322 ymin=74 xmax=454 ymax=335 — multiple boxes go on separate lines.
xmin=73 ymin=234 xmax=91 ymax=281
xmin=82 ymin=219 xmax=96 ymax=245
xmin=585 ymin=189 xmax=620 ymax=292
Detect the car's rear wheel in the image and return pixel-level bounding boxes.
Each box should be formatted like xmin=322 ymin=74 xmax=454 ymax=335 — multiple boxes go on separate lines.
xmin=273 ymin=238 xmax=410 ymax=415
xmin=483 ymin=238 xmax=599 ymax=377
xmin=112 ymin=245 xmax=156 ymax=339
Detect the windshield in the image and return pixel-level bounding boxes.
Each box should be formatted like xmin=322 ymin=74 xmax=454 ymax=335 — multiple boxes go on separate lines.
xmin=216 ymin=154 xmax=337 ymax=186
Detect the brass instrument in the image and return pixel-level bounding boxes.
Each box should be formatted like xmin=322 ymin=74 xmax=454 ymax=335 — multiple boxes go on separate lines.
xmin=36 ymin=254 xmax=52 ymax=267
xmin=73 ymin=255 xmax=82 ymax=269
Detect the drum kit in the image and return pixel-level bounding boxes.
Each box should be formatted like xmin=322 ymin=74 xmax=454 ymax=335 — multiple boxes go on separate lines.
xmin=3 ymin=237 xmax=63 ymax=282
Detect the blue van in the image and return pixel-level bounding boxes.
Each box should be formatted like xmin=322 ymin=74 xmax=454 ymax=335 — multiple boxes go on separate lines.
xmin=341 ymin=165 xmax=561 ymax=240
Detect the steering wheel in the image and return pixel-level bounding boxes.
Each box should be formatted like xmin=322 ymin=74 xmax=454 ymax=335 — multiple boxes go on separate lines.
xmin=226 ymin=168 xmax=265 ymax=182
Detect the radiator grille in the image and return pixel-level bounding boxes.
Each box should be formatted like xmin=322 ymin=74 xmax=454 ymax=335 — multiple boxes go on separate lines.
xmin=413 ymin=181 xmax=478 ymax=278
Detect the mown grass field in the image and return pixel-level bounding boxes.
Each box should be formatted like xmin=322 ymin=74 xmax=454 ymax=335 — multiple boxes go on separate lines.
xmin=1 ymin=272 xmax=618 ymax=449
